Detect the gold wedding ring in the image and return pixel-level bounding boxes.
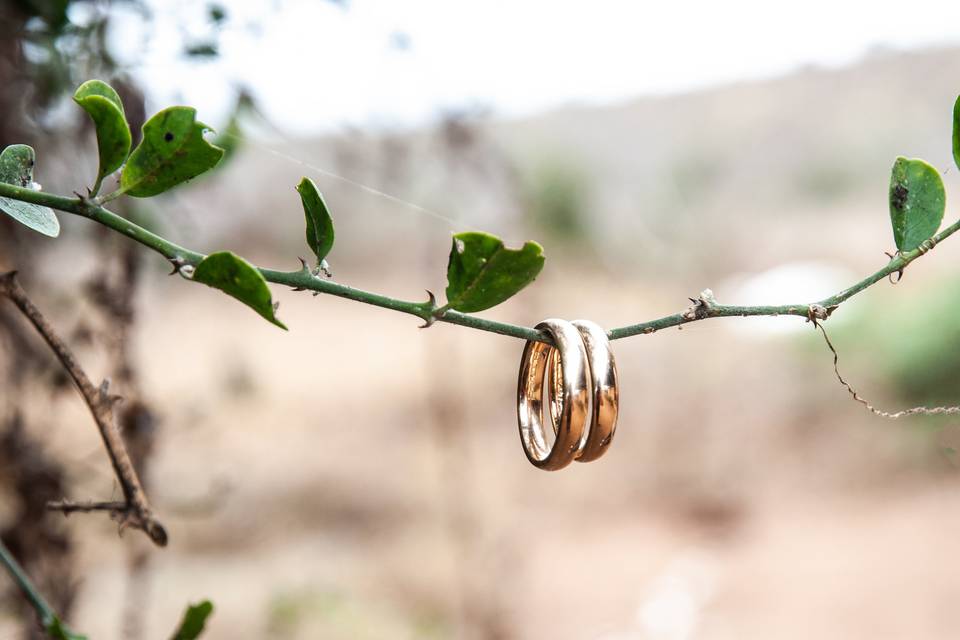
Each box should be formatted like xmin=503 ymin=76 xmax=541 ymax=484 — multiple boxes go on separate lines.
xmin=571 ymin=319 xmax=619 ymax=462
xmin=517 ymin=319 xmax=592 ymax=470
xmin=517 ymin=318 xmax=619 ymax=470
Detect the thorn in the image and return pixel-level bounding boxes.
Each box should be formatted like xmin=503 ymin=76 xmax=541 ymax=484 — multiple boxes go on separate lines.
xmin=883 ymin=250 xmax=905 ymax=284
xmin=98 ymin=378 xmax=111 ymax=398
xmin=97 ymin=379 xmax=124 ymax=408
xmin=418 ymin=290 xmax=441 ymax=328
xmin=73 ymin=190 xmax=94 ymax=208
xmin=297 ymin=256 xmax=310 ymax=272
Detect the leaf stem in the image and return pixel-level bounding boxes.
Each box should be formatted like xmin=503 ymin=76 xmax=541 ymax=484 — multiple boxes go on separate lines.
xmin=1 ymin=181 xmax=957 ymax=345
xmin=0 ymin=538 xmax=56 ymax=627
xmin=96 ymin=188 xmax=124 ymax=204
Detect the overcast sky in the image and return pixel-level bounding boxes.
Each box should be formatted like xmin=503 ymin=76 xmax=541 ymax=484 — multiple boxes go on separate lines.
xmin=113 ymin=0 xmax=960 ymax=133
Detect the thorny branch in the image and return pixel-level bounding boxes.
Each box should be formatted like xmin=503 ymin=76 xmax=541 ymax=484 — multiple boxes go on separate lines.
xmin=0 ymin=271 xmax=167 ymax=547
xmin=0 ymin=182 xmax=958 ymax=347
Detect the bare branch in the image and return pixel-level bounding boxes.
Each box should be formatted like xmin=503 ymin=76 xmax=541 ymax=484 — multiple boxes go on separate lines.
xmin=46 ymin=500 xmax=127 ymax=514
xmin=0 ymin=272 xmax=167 ymax=547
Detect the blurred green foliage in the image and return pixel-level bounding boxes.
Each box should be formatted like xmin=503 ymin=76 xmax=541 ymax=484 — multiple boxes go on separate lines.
xmin=1 ymin=0 xmax=133 ymax=141
xmin=831 ymin=278 xmax=960 ymax=407
xmin=525 ymin=160 xmax=590 ymax=244
xmin=265 ymin=588 xmax=450 ymax=639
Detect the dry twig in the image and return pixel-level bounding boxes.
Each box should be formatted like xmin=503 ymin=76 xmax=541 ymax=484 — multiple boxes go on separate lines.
xmin=0 ymin=271 xmax=167 ymax=546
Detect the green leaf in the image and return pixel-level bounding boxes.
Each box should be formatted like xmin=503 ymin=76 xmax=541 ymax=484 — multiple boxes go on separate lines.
xmin=444 ymin=231 xmax=545 ymax=313
xmin=889 ymin=157 xmax=945 ymax=253
xmin=170 ymin=600 xmax=214 ymax=640
xmin=0 ymin=145 xmax=59 ymax=237
xmin=953 ymin=95 xmax=960 ymax=172
xmin=192 ymin=252 xmax=287 ymax=329
xmin=73 ymin=80 xmax=132 ymax=190
xmin=121 ymin=106 xmax=224 ymax=198
xmin=296 ymin=177 xmax=335 ymax=263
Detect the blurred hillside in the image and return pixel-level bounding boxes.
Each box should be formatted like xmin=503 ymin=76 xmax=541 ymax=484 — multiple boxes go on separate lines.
xmin=205 ymin=46 xmax=960 ymax=274
xmin=5 ymin=45 xmax=960 ymax=640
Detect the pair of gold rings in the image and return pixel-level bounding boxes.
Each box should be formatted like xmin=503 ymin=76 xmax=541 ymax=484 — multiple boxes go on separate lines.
xmin=517 ymin=319 xmax=619 ymax=471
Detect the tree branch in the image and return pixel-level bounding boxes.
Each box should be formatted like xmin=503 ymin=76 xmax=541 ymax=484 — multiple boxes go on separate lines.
xmin=607 ymin=230 xmax=954 ymax=339
xmin=46 ymin=500 xmax=128 ymax=514
xmin=1 ymin=182 xmax=957 ymax=345
xmin=0 ymin=271 xmax=167 ymax=547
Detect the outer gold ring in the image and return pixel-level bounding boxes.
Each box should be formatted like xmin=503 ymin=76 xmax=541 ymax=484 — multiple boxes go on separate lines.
xmin=571 ymin=319 xmax=619 ymax=462
xmin=517 ymin=319 xmax=592 ymax=471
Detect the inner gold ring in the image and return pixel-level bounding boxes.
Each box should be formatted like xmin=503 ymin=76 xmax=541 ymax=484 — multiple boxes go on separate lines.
xmin=517 ymin=319 xmax=592 ymax=471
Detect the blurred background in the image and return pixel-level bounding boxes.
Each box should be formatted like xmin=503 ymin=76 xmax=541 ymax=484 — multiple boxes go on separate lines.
xmin=2 ymin=1 xmax=960 ymax=638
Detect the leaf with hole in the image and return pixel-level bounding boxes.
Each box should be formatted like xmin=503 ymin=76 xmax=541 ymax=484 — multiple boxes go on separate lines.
xmin=888 ymin=157 xmax=945 ymax=253
xmin=296 ymin=177 xmax=335 ymax=264
xmin=444 ymin=231 xmax=545 ymax=313
xmin=170 ymin=600 xmax=214 ymax=640
xmin=192 ymin=252 xmax=287 ymax=329
xmin=120 ymin=107 xmax=224 ymax=198
xmin=73 ymin=80 xmax=131 ymax=192
xmin=953 ymin=94 xmax=959 ymax=172
xmin=0 ymin=145 xmax=59 ymax=237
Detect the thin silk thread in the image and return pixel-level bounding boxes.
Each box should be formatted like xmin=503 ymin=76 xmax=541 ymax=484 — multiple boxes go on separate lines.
xmin=222 ymin=131 xmax=481 ymax=232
